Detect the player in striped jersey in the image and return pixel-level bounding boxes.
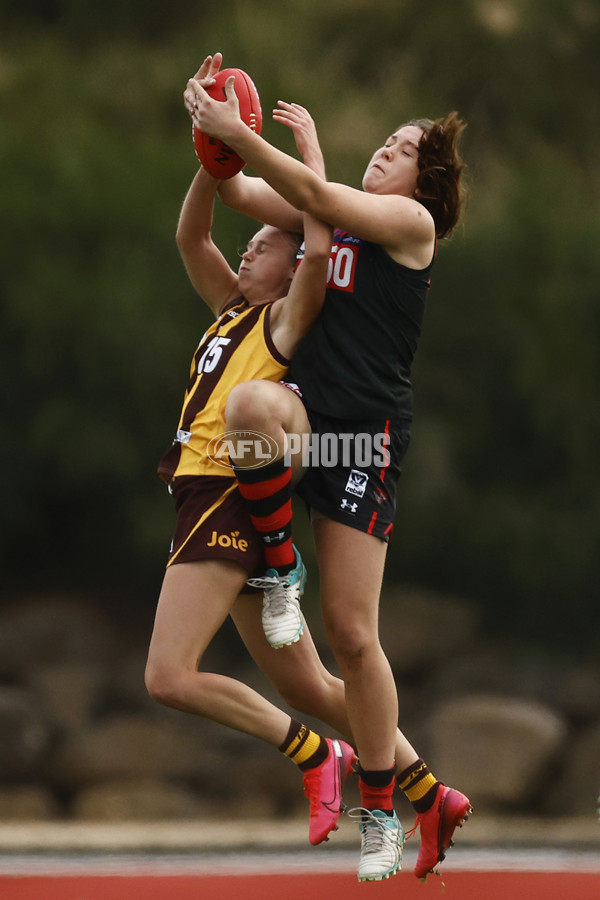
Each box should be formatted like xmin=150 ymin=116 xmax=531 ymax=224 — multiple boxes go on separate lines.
xmin=146 ymin=59 xmax=359 ymax=849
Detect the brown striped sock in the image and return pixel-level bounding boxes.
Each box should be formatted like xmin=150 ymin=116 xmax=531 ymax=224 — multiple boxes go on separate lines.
xmin=279 ymin=719 xmax=329 ymax=771
xmin=397 ymin=757 xmax=440 ymax=813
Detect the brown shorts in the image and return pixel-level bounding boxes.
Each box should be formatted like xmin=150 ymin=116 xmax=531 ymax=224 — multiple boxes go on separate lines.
xmin=165 ymin=475 xmax=265 ymax=577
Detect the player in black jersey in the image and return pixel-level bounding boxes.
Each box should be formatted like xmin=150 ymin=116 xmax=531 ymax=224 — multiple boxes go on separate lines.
xmin=187 ymin=54 xmax=472 ymax=882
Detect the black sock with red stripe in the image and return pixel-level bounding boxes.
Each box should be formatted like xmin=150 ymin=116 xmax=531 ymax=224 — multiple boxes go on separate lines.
xmin=233 ymin=457 xmax=296 ymax=575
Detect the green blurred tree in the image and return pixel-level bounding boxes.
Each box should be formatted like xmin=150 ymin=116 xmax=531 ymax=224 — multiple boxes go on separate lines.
xmin=1 ymin=0 xmax=599 ymax=651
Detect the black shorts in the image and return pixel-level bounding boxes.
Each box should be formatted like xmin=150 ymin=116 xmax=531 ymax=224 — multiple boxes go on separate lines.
xmin=294 ymin=409 xmax=411 ymax=541
xmin=166 ymin=475 xmax=265 ymax=577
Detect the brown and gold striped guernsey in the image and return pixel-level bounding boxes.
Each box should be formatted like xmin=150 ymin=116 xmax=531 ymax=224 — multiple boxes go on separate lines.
xmin=158 ymin=298 xmax=288 ymax=482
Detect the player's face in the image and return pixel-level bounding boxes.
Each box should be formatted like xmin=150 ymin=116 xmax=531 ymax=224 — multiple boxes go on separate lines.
xmin=361 ymin=124 xmax=424 ymax=197
xmin=237 ymin=226 xmax=295 ymax=303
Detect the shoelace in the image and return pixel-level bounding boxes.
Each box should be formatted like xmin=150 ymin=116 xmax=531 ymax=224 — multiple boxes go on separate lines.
xmin=246 ymin=575 xmax=279 ymax=590
xmin=348 ymin=807 xmax=398 ymax=852
xmin=404 ymin=817 xmax=420 ymax=841
xmin=302 ymin=766 xmax=322 ymax=808
xmin=261 ymin=578 xmax=295 ymax=617
xmin=246 ymin=573 xmax=297 ymax=617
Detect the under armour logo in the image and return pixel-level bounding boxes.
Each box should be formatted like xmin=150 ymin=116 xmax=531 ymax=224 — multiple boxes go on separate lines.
xmin=340 ymin=499 xmax=358 ymax=513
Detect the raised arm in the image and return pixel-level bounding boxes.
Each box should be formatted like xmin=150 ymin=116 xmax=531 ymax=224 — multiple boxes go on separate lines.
xmin=176 ymin=55 xmax=239 ymax=315
xmin=217 ymin=172 xmax=303 ymax=233
xmin=267 ymin=104 xmax=332 ymax=359
xmin=176 ymin=167 xmax=239 ymax=315
xmin=216 ymin=100 xmax=326 ymax=233
xmin=185 ymin=73 xmax=434 ymax=263
xmin=269 ymin=211 xmax=330 ymax=360
xmin=185 ymin=53 xmax=302 ymax=232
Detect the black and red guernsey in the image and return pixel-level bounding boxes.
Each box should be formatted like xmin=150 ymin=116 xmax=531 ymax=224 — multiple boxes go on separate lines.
xmin=288 ymin=229 xmax=433 ymax=421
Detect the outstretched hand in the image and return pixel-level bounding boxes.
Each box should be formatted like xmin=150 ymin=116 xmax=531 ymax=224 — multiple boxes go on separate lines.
xmin=191 ymin=52 xmax=223 ymax=84
xmin=273 ymin=101 xmax=325 ymax=178
xmin=183 ymin=52 xmax=222 ymax=120
xmin=184 ymin=55 xmax=216 ymax=124
xmin=183 ymin=51 xmax=241 ymax=141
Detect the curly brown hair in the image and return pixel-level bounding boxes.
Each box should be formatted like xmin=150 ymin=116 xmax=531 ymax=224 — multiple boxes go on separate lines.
xmin=407 ymin=112 xmax=467 ymax=239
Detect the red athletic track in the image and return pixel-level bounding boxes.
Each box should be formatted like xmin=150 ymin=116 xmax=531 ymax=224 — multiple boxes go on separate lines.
xmin=3 ymin=871 xmax=599 ymax=900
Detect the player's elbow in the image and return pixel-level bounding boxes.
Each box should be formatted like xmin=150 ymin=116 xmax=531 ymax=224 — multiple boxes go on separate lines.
xmin=216 ymin=185 xmax=238 ymax=212
xmin=217 ymin=176 xmax=253 ymax=216
xmin=302 ymin=242 xmax=331 ymax=273
xmin=314 ymin=243 xmax=333 ymax=264
xmin=175 ymin=221 xmax=195 ymax=253
xmin=175 ymin=227 xmax=209 ymax=263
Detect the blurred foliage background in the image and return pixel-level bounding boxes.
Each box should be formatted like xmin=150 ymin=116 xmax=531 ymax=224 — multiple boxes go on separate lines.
xmin=1 ymin=0 xmax=599 ymax=655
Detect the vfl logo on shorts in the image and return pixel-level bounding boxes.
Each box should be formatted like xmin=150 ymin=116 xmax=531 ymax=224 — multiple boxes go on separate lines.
xmin=345 ymin=469 xmax=369 ymax=498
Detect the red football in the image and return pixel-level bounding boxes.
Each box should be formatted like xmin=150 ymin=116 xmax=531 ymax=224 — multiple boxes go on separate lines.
xmin=192 ymin=68 xmax=262 ymax=179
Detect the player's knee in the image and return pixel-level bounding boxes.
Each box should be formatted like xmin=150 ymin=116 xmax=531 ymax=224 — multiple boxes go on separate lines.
xmin=144 ymin=662 xmax=183 ymax=709
xmin=327 ymin=624 xmax=375 ymax=675
xmin=225 ymin=380 xmax=271 ymax=429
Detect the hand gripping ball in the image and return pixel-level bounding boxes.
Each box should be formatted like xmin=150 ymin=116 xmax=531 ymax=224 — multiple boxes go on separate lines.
xmin=193 ymin=68 xmax=262 ymax=179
